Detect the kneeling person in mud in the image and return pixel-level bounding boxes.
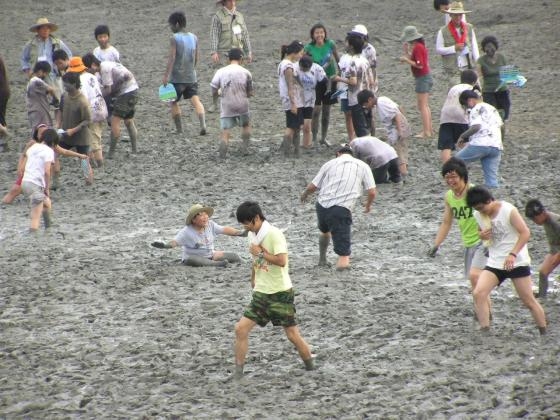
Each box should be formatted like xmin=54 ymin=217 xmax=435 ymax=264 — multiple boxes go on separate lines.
xmin=151 ymin=203 xmax=246 ymax=267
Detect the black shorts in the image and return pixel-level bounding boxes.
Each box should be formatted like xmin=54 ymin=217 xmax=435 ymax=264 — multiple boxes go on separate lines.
xmin=484 ymin=265 xmax=531 ymax=286
xmin=482 ymin=90 xmax=510 ymax=121
xmin=173 ymin=82 xmax=199 ymax=100
xmin=316 ymin=203 xmax=352 ymax=256
xmin=438 ymin=123 xmax=469 ymax=151
xmin=315 ymin=79 xmax=338 ymax=105
xmin=285 ymin=108 xmax=304 ymax=130
xmin=58 ymin=141 xmax=89 ymax=155
xmin=302 ymin=106 xmax=313 ymax=119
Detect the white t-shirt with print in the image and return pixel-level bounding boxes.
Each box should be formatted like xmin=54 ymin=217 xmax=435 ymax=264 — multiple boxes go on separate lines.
xmin=99 ymin=61 xmax=138 ymax=96
xmin=468 ymin=102 xmax=503 ymax=149
xmin=298 ymin=63 xmax=326 ymax=108
xmin=210 ymin=63 xmax=253 ymax=118
xmin=278 ymin=59 xmax=304 ymax=110
xmin=79 ymin=72 xmax=108 ymax=122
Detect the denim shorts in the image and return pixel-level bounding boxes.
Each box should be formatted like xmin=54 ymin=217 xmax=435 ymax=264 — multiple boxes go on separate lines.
xmin=340 ymin=98 xmax=350 ymax=113
xmin=415 ymin=74 xmax=433 ymax=93
xmin=220 ymin=113 xmax=250 ymax=130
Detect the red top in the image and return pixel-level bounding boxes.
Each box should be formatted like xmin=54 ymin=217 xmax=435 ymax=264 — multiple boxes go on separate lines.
xmin=410 ymin=40 xmax=430 ymax=78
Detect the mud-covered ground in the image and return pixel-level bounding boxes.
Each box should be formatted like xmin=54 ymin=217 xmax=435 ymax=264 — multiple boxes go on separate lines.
xmin=1 ymin=0 xmax=559 ymax=418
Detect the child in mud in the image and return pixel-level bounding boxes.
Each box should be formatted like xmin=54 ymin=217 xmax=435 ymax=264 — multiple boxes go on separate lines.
xmin=233 ymin=201 xmax=315 ymax=378
xmin=21 ymin=128 xmax=58 ymax=231
xmin=26 ymin=61 xmax=58 ymax=132
xmin=2 ymin=124 xmax=88 ymax=204
xmin=297 ymin=54 xmax=327 ymax=149
xmin=151 ymin=203 xmax=246 ymax=267
xmin=162 ymin=11 xmax=207 ymax=136
xmin=399 ymin=25 xmax=433 ymax=139
xmin=525 ymin=199 xmax=560 ymax=298
xmin=466 ymin=186 xmax=547 ymax=335
xmin=93 ymin=25 xmax=120 ymax=63
xmin=278 ymin=40 xmax=305 ymax=157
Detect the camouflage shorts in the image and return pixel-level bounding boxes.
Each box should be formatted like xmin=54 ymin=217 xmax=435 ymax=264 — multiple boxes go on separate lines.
xmin=243 ymin=289 xmax=297 ymax=327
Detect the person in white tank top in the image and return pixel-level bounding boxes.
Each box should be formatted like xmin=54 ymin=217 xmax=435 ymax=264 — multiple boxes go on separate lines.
xmin=466 ymin=186 xmax=547 ymax=335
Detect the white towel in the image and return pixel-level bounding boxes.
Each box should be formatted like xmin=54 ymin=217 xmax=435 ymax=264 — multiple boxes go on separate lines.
xmin=248 ymin=220 xmax=271 ymax=245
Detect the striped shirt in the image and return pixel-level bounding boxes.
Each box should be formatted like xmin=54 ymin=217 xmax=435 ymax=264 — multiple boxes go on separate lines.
xmin=312 ymin=154 xmax=376 ymax=211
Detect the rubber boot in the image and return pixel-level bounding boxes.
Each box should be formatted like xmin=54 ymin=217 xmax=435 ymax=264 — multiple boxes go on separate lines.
xmin=241 ymin=132 xmax=250 ymax=155
xmin=318 ymin=235 xmax=330 ymax=266
xmin=219 ymin=139 xmax=228 ymax=159
xmin=108 ymin=135 xmax=118 ymax=159
xmin=199 ymin=114 xmax=207 ymax=136
xmin=538 ymin=273 xmax=548 ymax=298
xmin=42 ymin=209 xmax=52 ymax=229
xmin=320 ymin=105 xmax=331 ymax=146
xmin=173 ymin=114 xmax=183 ymax=134
xmin=293 ymin=129 xmax=301 ymax=158
xmin=127 ymin=122 xmax=138 ymax=154
xmin=282 ymin=135 xmax=292 ymax=157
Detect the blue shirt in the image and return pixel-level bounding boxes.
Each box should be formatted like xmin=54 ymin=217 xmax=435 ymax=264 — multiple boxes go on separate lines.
xmin=170 ymin=32 xmax=198 ymax=84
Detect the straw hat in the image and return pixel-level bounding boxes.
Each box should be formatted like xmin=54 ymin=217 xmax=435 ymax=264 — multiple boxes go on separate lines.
xmin=185 ymin=204 xmax=214 ymax=224
xmin=29 ymin=17 xmax=59 ymax=32
xmin=400 ymin=26 xmax=423 ymax=42
xmin=67 ymin=57 xmax=87 ymax=73
xmin=445 ymin=2 xmax=471 ymax=14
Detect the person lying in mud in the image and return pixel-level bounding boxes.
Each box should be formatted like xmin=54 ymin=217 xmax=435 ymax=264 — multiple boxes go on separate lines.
xmin=151 ymin=203 xmax=247 ymax=267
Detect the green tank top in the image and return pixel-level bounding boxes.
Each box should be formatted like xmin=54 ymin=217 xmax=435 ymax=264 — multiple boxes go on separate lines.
xmin=445 ymin=185 xmax=480 ymax=247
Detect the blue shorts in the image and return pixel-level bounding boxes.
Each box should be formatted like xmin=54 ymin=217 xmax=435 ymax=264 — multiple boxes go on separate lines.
xmin=316 ymin=203 xmax=352 ymax=256
xmin=220 ymin=113 xmax=250 ymax=130
xmin=415 ymin=74 xmax=433 ymax=93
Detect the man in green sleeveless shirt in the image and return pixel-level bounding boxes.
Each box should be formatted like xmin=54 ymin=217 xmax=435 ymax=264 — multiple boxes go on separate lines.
xmin=428 ymin=157 xmax=490 ymax=317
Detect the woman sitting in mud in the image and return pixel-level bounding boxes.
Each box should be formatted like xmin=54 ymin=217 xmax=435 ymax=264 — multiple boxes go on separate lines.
xmin=151 ymin=203 xmax=247 ymax=267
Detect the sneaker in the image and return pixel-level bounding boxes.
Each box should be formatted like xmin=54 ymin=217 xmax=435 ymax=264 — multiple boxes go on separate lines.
xmin=200 ymin=128 xmax=207 ymax=136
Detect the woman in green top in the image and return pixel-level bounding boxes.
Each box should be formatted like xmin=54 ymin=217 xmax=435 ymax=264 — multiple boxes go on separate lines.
xmin=304 ymin=23 xmax=339 ymax=147
xmin=428 ymin=157 xmax=491 ymax=317
xmin=477 ymin=35 xmax=510 ymax=121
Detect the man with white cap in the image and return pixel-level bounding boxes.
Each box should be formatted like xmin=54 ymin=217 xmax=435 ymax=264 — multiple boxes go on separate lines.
xmin=435 ymin=1 xmax=479 ymax=87
xmin=348 ymin=24 xmax=378 ymax=94
xmin=21 ymin=17 xmax=72 ymax=80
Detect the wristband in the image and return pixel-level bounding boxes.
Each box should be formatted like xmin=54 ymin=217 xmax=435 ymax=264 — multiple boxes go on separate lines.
xmin=509 ymin=252 xmax=517 ymax=257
